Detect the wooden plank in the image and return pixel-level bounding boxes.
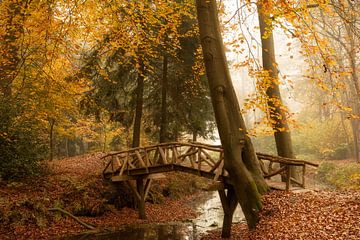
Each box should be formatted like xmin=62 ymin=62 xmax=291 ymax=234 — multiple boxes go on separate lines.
xmin=127 ymin=164 xmax=175 ymax=176
xmin=119 ymin=155 xmax=129 ymax=176
xmin=264 ymin=166 xmax=286 ymax=178
xmin=257 ymin=153 xmax=318 ymax=167
xmin=189 ymin=153 xmax=196 ymax=169
xmin=172 ymin=146 xmax=178 ymax=164
xmin=144 ymin=179 xmax=152 ymax=200
xmin=114 ymin=156 xmax=122 ymax=170
xmin=199 ymin=153 xmax=214 ymax=168
xmin=173 ymin=164 xmax=231 ymax=183
xmin=153 ymin=148 xmax=159 ymax=165
xmin=158 ymin=147 xmax=167 ymax=164
xmin=111 ymin=173 xmax=166 ymax=182
xmin=136 ymin=178 xmax=146 ymax=219
xmin=201 ymin=149 xmax=216 ymax=165
xmin=302 ymin=165 xmax=306 ymax=188
xmin=286 ymin=165 xmax=291 ymax=191
xmin=135 ymin=150 xmax=146 ymax=168
xmin=290 ymin=177 xmax=303 ymax=187
xmin=144 ymin=150 xmax=150 ymax=167
xmin=205 ymin=181 xmax=225 ymax=191
xmin=214 ymin=160 xmax=224 ymax=181
xmin=210 ymin=158 xmax=223 ymax=173
xmin=127 ymin=180 xmax=141 ymax=201
xmin=197 ymin=148 xmax=202 ymax=171
xmin=103 ymin=158 xmax=113 ymax=176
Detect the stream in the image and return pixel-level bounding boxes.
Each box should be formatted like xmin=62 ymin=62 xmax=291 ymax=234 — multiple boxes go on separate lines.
xmin=66 ymin=191 xmax=244 ymax=240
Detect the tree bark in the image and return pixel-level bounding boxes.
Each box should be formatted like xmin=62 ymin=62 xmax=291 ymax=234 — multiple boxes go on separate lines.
xmin=345 ymin=23 xmax=360 ymax=163
xmin=49 ymin=118 xmax=55 ymax=161
xmin=196 ymin=0 xmax=268 ymax=229
xmin=257 ymin=2 xmax=299 ymax=179
xmin=132 ymin=61 xmax=145 ymax=148
xmin=159 ymin=55 xmax=168 ymax=143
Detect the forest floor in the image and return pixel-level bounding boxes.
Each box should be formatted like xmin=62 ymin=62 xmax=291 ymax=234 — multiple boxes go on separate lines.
xmin=202 ymin=189 xmax=360 ymax=239
xmin=0 ymin=153 xmax=202 ymax=239
xmin=0 ymin=155 xmax=359 ymax=239
xmin=202 ymin=158 xmax=360 ymax=239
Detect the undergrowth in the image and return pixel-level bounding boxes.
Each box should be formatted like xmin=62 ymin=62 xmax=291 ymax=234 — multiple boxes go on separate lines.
xmin=316 ymin=161 xmax=360 ymax=189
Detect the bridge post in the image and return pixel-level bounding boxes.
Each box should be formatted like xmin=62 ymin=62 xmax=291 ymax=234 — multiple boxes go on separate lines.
xmin=219 ymin=186 xmax=238 ymax=238
xmin=136 ymin=178 xmax=146 ymax=219
xmin=286 ymin=165 xmax=291 ymax=191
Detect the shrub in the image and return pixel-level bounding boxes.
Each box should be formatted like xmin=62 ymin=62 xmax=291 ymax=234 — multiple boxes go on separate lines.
xmin=0 ymin=102 xmax=47 ymax=180
xmin=316 ymin=161 xmax=360 ymax=189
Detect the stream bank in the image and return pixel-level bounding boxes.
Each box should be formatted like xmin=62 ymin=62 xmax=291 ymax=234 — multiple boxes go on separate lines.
xmin=62 ymin=191 xmax=245 ymax=240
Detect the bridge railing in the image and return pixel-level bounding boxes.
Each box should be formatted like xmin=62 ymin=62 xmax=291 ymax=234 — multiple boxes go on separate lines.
xmin=102 ymin=142 xmax=318 ymax=190
xmin=102 ymin=142 xmax=226 ymax=180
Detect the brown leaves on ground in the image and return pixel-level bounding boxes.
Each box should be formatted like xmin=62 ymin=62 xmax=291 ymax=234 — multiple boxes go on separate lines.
xmin=203 ymin=190 xmax=360 ymax=240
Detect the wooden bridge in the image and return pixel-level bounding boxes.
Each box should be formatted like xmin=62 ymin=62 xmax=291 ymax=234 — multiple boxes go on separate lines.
xmin=102 ymin=142 xmax=318 ymax=225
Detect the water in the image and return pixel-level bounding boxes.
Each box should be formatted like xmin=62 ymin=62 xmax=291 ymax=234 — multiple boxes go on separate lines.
xmin=64 ymin=191 xmax=244 ymax=240
xmin=192 ymin=191 xmax=244 ymax=233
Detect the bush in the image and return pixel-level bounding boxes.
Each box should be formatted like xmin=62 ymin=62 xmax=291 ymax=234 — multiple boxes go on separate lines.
xmin=292 ymin=118 xmax=352 ymax=160
xmin=0 ymin=102 xmax=47 ymax=180
xmin=316 ymin=161 xmax=360 ymax=189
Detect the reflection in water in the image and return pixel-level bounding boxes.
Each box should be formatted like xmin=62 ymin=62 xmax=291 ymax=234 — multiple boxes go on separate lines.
xmin=67 ymin=223 xmax=196 ymax=240
xmin=63 ymin=191 xmax=244 ymax=240
xmin=193 ymin=191 xmax=244 ymax=233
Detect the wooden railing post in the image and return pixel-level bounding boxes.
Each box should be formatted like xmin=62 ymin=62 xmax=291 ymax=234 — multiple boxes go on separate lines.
xmin=302 ymin=165 xmax=306 ymax=188
xmin=286 ymin=165 xmax=291 ymax=191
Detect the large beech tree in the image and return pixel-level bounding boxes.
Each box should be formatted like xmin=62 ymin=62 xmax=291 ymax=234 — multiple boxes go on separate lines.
xmin=195 ymin=0 xmax=268 ymax=231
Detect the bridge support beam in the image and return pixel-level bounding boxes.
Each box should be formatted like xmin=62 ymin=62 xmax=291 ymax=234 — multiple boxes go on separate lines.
xmin=218 ymin=186 xmax=238 ymax=238
xmin=128 ymin=178 xmax=152 ymax=220
xmin=136 ymin=178 xmax=146 ymax=219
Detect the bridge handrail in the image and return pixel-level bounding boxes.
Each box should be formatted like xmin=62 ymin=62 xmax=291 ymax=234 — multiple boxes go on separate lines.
xmin=257 ymin=153 xmax=319 ymax=167
xmin=101 ymin=142 xmax=318 ymax=168
xmin=100 ymin=142 xmax=223 ymax=160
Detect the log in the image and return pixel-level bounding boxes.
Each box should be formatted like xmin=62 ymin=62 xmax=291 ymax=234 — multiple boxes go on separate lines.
xmin=48 ymin=208 xmax=96 ymax=230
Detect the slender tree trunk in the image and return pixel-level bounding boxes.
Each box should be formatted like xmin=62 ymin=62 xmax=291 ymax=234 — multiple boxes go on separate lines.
xmin=257 ymin=2 xmax=299 ymax=179
xmin=49 ymin=118 xmax=55 ymax=161
xmin=103 ymin=125 xmax=107 ymax=152
xmin=192 ymin=131 xmax=197 ymax=142
xmin=132 ymin=61 xmax=145 ymax=148
xmin=65 ymin=138 xmax=69 ymax=157
xmin=196 ymin=0 xmax=268 ymax=229
xmin=159 ymin=55 xmax=168 ymax=143
xmin=345 ymin=24 xmax=360 ymax=162
xmin=340 ymin=112 xmax=352 ymax=157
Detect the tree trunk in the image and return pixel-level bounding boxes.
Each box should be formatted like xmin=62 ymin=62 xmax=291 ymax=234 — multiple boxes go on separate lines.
xmin=132 ymin=61 xmax=145 ymax=148
xmin=49 ymin=118 xmax=55 ymax=161
xmin=345 ymin=23 xmax=360 ymax=162
xmin=196 ymin=0 xmax=268 ymax=229
xmin=65 ymin=138 xmax=69 ymax=157
xmin=257 ymin=2 xmax=299 ymax=179
xmin=159 ymin=55 xmax=168 ymax=143
xmin=192 ymin=131 xmax=197 ymax=142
